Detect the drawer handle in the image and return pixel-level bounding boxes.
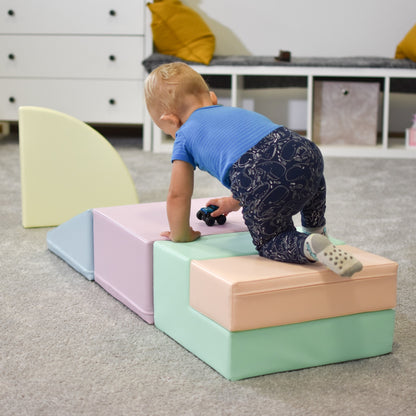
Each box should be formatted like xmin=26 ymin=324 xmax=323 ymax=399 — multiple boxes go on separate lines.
xmin=109 ymin=55 xmax=116 ymax=61
xmin=9 ymin=97 xmax=16 ymax=103
xmin=8 ymin=53 xmax=15 ymax=60
xmin=8 ymin=9 xmax=15 ymax=16
xmin=109 ymin=98 xmax=116 ymax=105
xmin=109 ymin=9 xmax=117 ymax=16
xmin=342 ymin=89 xmax=349 ymax=96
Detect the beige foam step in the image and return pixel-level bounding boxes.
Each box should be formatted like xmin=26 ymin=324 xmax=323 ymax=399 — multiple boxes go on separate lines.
xmin=190 ymin=245 xmax=397 ymax=331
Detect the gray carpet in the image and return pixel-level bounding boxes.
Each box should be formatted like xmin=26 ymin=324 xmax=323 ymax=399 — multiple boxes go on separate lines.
xmin=1 ymin=131 xmax=415 ymax=416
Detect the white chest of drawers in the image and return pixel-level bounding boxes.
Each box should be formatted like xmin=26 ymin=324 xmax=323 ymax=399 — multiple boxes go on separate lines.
xmin=0 ymin=0 xmax=148 ymax=124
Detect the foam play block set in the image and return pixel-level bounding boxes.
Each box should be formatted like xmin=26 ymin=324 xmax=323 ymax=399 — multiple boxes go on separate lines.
xmin=47 ymin=198 xmax=398 ymax=380
xmin=27 ymin=106 xmax=396 ymax=379
xmin=92 ymin=199 xmax=247 ymax=324
xmin=154 ymin=233 xmax=397 ymax=380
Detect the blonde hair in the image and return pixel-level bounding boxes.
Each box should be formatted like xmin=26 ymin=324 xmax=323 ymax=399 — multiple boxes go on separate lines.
xmin=144 ymin=62 xmax=210 ymax=116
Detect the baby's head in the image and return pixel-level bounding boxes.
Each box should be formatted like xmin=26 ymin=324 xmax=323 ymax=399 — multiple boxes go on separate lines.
xmin=144 ymin=62 xmax=211 ymax=121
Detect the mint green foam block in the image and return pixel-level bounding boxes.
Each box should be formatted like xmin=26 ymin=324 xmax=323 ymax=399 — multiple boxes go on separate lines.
xmin=153 ymin=232 xmax=395 ymax=381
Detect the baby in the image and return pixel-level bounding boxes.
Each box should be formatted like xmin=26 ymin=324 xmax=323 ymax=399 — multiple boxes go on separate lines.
xmin=144 ymin=62 xmax=362 ymax=277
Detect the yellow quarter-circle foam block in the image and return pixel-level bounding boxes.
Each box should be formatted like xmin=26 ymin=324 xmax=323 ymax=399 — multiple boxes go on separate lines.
xmin=19 ymin=106 xmax=139 ymax=228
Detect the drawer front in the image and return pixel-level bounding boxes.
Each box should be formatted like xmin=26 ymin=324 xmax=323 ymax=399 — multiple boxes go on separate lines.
xmin=0 ymin=79 xmax=144 ymax=124
xmin=1 ymin=35 xmax=144 ymax=79
xmin=1 ymin=0 xmax=144 ymax=35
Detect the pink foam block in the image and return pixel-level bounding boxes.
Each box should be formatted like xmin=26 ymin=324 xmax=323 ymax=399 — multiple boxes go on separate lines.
xmin=93 ymin=198 xmax=247 ymax=324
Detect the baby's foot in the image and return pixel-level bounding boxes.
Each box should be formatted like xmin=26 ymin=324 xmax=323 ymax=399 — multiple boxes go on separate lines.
xmin=304 ymin=234 xmax=363 ymax=277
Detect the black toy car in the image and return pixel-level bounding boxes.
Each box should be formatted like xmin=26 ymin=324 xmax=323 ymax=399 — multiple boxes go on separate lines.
xmin=196 ymin=205 xmax=226 ymax=226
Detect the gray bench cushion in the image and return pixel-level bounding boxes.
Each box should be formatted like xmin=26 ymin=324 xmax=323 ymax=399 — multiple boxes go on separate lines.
xmin=142 ymin=53 xmax=416 ymax=92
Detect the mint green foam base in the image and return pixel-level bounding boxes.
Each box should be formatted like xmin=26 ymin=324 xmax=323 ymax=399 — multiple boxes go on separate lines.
xmin=153 ymin=232 xmax=395 ymax=381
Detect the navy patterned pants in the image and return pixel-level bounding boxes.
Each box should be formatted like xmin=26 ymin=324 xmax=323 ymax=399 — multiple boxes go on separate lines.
xmin=229 ymin=127 xmax=326 ymax=264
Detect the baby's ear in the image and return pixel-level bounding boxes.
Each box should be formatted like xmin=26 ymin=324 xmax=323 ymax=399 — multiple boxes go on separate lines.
xmin=209 ymin=91 xmax=218 ymax=105
xmin=160 ymin=113 xmax=181 ymax=127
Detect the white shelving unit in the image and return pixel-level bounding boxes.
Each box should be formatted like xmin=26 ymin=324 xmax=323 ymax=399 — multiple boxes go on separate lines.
xmin=146 ymin=63 xmax=416 ymax=158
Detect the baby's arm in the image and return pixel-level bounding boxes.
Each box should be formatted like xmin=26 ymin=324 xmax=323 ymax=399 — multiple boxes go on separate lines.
xmin=161 ymin=160 xmax=201 ymax=242
xmin=206 ymin=196 xmax=241 ymax=217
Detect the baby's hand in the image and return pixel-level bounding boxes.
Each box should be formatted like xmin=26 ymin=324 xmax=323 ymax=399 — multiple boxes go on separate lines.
xmin=160 ymin=228 xmax=201 ymax=242
xmin=160 ymin=230 xmax=172 ymax=239
xmin=206 ymin=197 xmax=241 ymax=217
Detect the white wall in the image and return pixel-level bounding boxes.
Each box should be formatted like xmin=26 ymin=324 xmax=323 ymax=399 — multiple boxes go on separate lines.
xmin=184 ymin=0 xmax=415 ymax=57
xmin=183 ymin=0 xmax=416 ymax=132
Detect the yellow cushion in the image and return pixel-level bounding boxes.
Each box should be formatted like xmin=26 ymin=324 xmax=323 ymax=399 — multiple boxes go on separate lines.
xmin=395 ymin=24 xmax=416 ymax=61
xmin=147 ymin=0 xmax=215 ymax=65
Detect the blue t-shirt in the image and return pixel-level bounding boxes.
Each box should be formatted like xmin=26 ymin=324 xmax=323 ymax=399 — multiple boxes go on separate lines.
xmin=172 ymin=105 xmax=281 ymax=188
